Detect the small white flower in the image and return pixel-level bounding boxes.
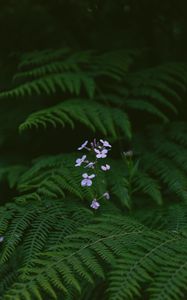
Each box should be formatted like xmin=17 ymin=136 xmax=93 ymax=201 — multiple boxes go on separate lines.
xmin=81 ymin=173 xmax=96 ymax=187
xmin=90 ymin=199 xmax=100 ymax=209
xmin=0 ymin=236 xmax=4 ymax=243
xmin=75 ymin=155 xmax=87 ymax=167
xmin=101 ymin=164 xmax=110 ymax=171
xmin=78 ymin=140 xmax=88 ymax=150
xmin=94 ymin=148 xmax=108 ymax=158
xmin=100 ymin=139 xmax=112 ymax=148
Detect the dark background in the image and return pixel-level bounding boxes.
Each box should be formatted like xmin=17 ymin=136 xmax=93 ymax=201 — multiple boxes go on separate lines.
xmin=1 ymin=0 xmax=187 ymax=65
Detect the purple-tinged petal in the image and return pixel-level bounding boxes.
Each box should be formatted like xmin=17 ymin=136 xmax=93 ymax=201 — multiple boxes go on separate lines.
xmin=82 ymin=173 xmax=88 ymax=179
xmin=81 ymin=179 xmax=88 ymax=186
xmin=101 ymin=164 xmax=110 ymax=171
xmin=75 ymin=159 xmax=81 ymax=167
xmin=89 ymin=174 xmax=95 ymax=179
xmin=100 ymin=139 xmax=112 ymax=148
xmin=90 ymin=199 xmax=100 ymax=209
xmin=94 ymin=149 xmax=100 ymax=154
xmin=95 ymin=148 xmax=108 ymax=158
xmin=78 ymin=140 xmax=88 ymax=150
xmin=81 ymin=178 xmax=93 ymax=186
xmin=75 ymin=155 xmax=87 ymax=167
xmin=86 ymin=179 xmax=92 ymax=186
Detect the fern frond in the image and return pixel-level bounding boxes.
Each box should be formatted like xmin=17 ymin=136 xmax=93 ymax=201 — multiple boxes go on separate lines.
xmin=142 ymin=153 xmax=187 ymax=201
xmin=106 ymin=63 xmax=187 ymax=124
xmin=0 ymin=165 xmax=28 ymax=189
xmin=92 ymin=49 xmax=139 ymax=78
xmin=0 ymin=207 xmax=14 ymax=235
xmin=0 ymin=73 xmax=95 ymax=99
xmin=125 ymin=99 xmax=169 ymax=122
xmin=2 ymin=215 xmax=146 ymax=300
xmin=97 ymin=93 xmax=169 ymax=122
xmin=19 ymin=99 xmax=131 ymax=139
xmin=15 ymin=50 xmax=93 ymax=80
xmin=134 ymin=122 xmax=187 ymax=203
xmin=149 ymin=253 xmax=187 ymax=300
xmin=0 ymin=205 xmax=36 ymax=263
xmin=15 ymin=154 xmax=96 ymax=204
xmin=133 ymin=171 xmax=162 ymax=205
xmin=107 ymin=231 xmax=183 ymax=300
xmin=21 ymin=212 xmax=57 ymax=272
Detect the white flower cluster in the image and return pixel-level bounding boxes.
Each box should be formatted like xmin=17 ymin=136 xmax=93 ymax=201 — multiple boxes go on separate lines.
xmin=75 ymin=139 xmax=111 ymax=209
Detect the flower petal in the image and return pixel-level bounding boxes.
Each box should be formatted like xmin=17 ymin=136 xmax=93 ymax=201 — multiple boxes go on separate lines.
xmin=94 ymin=149 xmax=100 ymax=154
xmin=81 ymin=179 xmax=87 ymax=186
xmin=89 ymin=174 xmax=95 ymax=179
xmin=86 ymin=179 xmax=92 ymax=186
xmin=78 ymin=140 xmax=88 ymax=150
xmin=100 ymin=139 xmax=111 ymax=148
xmin=82 ymin=173 xmax=88 ymax=178
xmin=90 ymin=199 xmax=100 ymax=209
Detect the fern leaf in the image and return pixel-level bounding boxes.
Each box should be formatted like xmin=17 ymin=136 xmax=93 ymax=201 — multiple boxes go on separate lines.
xmin=19 ymin=99 xmax=131 ymax=139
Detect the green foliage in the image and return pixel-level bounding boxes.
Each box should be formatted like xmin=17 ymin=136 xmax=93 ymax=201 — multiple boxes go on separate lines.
xmin=0 ymin=49 xmax=137 ymax=100
xmin=0 ymin=46 xmax=187 ymax=300
xmin=107 ymin=229 xmax=187 ymax=300
xmin=1 ymin=202 xmax=187 ymax=300
xmin=134 ymin=122 xmax=187 ymax=202
xmin=19 ymin=99 xmax=131 ymax=139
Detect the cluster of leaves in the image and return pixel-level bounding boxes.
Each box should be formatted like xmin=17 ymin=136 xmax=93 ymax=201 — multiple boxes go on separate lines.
xmin=0 ymin=47 xmax=187 ymax=299
xmin=0 ymin=199 xmax=187 ymax=300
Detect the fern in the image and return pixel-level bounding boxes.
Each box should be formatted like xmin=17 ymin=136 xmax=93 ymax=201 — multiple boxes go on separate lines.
xmin=15 ymin=50 xmax=93 ymax=80
xmin=101 ymin=63 xmax=187 ymax=124
xmin=0 ymin=72 xmax=95 ymax=99
xmin=1 ymin=47 xmax=187 ymax=300
xmin=19 ymin=99 xmax=131 ymax=139
xmin=149 ymin=254 xmax=187 ymax=300
xmin=1 ymin=207 xmax=187 ymax=300
xmin=133 ymin=170 xmax=162 ymax=205
xmin=15 ymin=154 xmax=96 ymax=203
xmin=132 ymin=122 xmax=187 ymax=202
xmin=0 ymin=165 xmax=28 ymax=189
xmin=107 ymin=231 xmax=184 ymax=300
xmin=0 ymin=205 xmax=36 ymax=263
xmin=0 ymin=49 xmax=139 ymax=101
xmin=2 ymin=214 xmax=146 ymax=299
